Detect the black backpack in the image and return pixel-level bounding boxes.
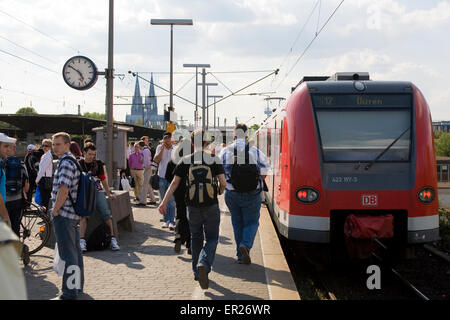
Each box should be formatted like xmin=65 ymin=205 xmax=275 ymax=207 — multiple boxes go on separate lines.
xmin=229 ymin=144 xmax=260 ymax=193
xmin=185 ymin=159 xmax=218 ymax=207
xmin=4 ymin=157 xmax=24 ymax=196
xmin=86 ymin=221 xmax=111 ymax=251
xmin=59 ymin=157 xmax=97 ymax=217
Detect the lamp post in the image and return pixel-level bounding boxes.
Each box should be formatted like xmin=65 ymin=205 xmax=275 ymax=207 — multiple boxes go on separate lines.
xmin=201 ymin=82 xmax=218 ymax=129
xmin=151 ymin=19 xmax=193 ymax=132
xmin=208 ymin=95 xmax=223 ymax=130
xmin=183 ymin=63 xmax=210 ymax=128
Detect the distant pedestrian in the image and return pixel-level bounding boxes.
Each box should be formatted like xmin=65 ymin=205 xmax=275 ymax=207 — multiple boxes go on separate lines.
xmin=170 ymin=138 xmax=193 ymax=254
xmin=35 ymin=139 xmax=54 ymax=211
xmin=159 ymin=129 xmax=226 ymax=289
xmin=138 ymin=138 xmax=156 ymax=206
xmin=221 ymin=124 xmax=270 ymax=265
xmin=24 ymin=144 xmax=39 ymax=203
xmin=128 ymin=142 xmax=144 ymax=202
xmin=50 ymin=132 xmax=83 ymax=300
xmin=154 ymin=132 xmax=176 ymax=229
xmin=70 ymin=141 xmax=82 ymax=160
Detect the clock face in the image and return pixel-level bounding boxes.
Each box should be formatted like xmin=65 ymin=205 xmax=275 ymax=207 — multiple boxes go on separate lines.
xmin=62 ymin=56 xmax=98 ymax=90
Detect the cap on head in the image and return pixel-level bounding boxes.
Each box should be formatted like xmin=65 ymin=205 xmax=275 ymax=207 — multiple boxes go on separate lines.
xmin=0 ymin=133 xmax=17 ymax=144
xmin=163 ymin=132 xmax=172 ymax=139
xmin=27 ymin=144 xmax=37 ymax=152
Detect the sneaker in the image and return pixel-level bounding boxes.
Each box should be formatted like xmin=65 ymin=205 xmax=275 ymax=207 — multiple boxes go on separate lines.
xmin=110 ymin=237 xmax=120 ymax=251
xmin=169 ymin=223 xmax=175 ymax=231
xmin=80 ymin=239 xmax=87 ymax=252
xmin=197 ymin=264 xmax=209 ymax=289
xmin=239 ymin=245 xmax=251 ymax=265
xmin=174 ymin=239 xmax=182 ymax=254
xmin=161 ymin=222 xmax=169 ymax=228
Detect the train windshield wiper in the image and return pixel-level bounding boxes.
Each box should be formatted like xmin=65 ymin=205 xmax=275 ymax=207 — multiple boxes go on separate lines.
xmin=364 ymin=126 xmax=411 ymax=171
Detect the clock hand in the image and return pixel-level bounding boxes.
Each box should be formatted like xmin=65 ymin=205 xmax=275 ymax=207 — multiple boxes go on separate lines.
xmin=68 ymin=65 xmax=84 ymax=81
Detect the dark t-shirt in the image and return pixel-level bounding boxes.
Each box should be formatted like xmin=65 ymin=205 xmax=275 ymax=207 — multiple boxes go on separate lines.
xmin=79 ymin=159 xmax=105 ymax=191
xmin=174 ymin=151 xmax=225 ymax=204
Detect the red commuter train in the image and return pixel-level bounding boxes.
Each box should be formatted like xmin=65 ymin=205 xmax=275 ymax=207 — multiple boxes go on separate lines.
xmin=255 ymin=72 xmax=439 ymax=255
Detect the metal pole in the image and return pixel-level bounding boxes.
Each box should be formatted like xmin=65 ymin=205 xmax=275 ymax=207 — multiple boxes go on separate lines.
xmin=214 ymin=97 xmax=216 ymax=130
xmin=106 ymin=0 xmax=114 ymax=184
xmin=201 ymin=68 xmax=206 ymax=131
xmin=195 ymin=66 xmax=198 ymax=127
xmin=206 ymin=86 xmax=209 ymax=130
xmin=169 ymin=24 xmax=173 ymax=114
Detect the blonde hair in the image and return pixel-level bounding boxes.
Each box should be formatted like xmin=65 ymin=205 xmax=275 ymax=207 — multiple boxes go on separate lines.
xmin=52 ymin=132 xmax=71 ymax=144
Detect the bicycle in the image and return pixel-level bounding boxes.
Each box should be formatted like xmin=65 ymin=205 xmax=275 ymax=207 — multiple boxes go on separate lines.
xmin=20 ymin=202 xmax=52 ymax=261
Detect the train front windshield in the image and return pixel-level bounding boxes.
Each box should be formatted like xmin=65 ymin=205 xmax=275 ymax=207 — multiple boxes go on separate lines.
xmin=312 ymin=94 xmax=412 ymax=162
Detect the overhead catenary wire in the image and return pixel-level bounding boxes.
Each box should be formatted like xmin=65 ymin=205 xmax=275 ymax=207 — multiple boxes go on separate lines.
xmin=0 ymin=34 xmax=58 ymax=64
xmin=0 ymin=48 xmax=57 ymax=74
xmin=208 ymin=72 xmax=234 ymax=94
xmin=206 ymin=69 xmax=279 ymax=108
xmin=275 ymin=0 xmax=345 ymax=91
xmin=131 ymin=72 xmax=197 ymax=106
xmin=0 ymin=8 xmax=81 ymax=54
xmin=276 ymin=0 xmax=321 ymax=72
xmin=175 ymin=73 xmax=197 ymax=95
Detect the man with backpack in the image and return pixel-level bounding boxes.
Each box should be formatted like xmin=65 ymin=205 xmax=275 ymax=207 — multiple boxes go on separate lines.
xmin=5 ymin=142 xmax=29 ymax=238
xmin=78 ymin=142 xmax=120 ymax=252
xmin=50 ymin=132 xmax=84 ymax=300
xmin=158 ymin=129 xmax=226 ymax=289
xmin=220 ymin=124 xmax=270 ymax=265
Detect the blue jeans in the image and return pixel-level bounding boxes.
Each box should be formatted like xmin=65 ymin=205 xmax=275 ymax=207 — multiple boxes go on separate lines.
xmin=225 ymin=190 xmax=262 ymax=260
xmin=96 ymin=191 xmax=111 ymax=220
xmin=187 ymin=203 xmax=220 ymax=278
xmin=52 ymin=215 xmax=84 ymax=299
xmin=159 ymin=177 xmax=175 ymax=224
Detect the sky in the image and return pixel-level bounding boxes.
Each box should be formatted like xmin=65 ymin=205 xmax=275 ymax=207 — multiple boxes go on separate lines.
xmin=0 ymin=0 xmax=449 ymax=127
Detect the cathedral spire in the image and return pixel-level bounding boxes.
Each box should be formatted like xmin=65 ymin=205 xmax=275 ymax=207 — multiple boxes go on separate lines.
xmin=131 ymin=74 xmax=143 ymax=116
xmin=145 ymin=73 xmax=158 ymax=115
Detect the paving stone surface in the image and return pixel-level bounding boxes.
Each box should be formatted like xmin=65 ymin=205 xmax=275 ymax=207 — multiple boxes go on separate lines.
xmin=24 ymin=194 xmax=272 ymax=300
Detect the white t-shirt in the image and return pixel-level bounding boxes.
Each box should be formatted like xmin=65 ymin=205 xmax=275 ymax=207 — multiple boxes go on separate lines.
xmin=155 ymin=144 xmax=173 ymax=179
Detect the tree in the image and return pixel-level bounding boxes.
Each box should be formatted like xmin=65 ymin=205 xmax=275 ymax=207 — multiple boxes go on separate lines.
xmin=16 ymin=107 xmax=38 ymax=115
xmin=435 ymin=132 xmax=450 ymax=157
xmin=250 ymin=124 xmax=260 ymax=131
xmin=83 ymin=112 xmax=106 ymax=120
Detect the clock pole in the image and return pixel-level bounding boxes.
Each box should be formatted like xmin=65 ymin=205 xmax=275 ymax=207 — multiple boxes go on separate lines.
xmin=105 ymin=0 xmax=114 ymax=186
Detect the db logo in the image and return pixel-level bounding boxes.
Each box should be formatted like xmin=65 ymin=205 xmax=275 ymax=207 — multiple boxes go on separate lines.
xmin=362 ymin=195 xmax=378 ymax=206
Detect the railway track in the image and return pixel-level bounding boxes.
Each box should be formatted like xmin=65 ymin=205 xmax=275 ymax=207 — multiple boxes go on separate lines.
xmin=371 ymin=238 xmax=430 ymax=300
xmin=278 ymin=233 xmax=448 ymax=300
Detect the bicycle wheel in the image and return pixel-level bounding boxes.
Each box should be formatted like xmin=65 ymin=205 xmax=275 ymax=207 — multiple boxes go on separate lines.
xmin=20 ymin=203 xmax=52 ymax=255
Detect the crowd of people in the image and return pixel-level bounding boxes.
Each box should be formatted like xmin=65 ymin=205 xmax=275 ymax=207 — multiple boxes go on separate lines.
xmin=0 ymin=123 xmax=270 ymax=299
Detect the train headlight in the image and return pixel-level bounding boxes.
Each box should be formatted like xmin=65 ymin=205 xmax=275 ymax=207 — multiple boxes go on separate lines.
xmin=417 ymin=187 xmax=435 ymax=204
xmin=296 ymin=187 xmax=320 ymax=204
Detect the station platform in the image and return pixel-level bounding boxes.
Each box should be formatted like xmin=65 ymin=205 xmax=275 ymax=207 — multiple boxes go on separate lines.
xmin=24 ymin=194 xmax=299 ymax=300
